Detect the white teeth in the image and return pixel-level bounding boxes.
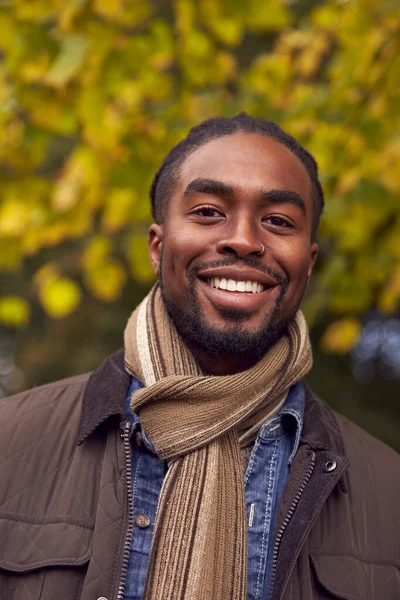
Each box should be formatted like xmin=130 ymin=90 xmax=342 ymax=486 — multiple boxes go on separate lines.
xmin=207 ymin=277 xmax=264 ymax=293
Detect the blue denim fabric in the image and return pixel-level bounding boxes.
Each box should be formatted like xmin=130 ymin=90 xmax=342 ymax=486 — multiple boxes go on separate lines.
xmin=123 ymin=378 xmax=304 ymax=600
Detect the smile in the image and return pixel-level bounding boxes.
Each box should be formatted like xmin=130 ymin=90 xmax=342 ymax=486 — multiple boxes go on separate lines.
xmin=207 ymin=277 xmax=264 ymax=294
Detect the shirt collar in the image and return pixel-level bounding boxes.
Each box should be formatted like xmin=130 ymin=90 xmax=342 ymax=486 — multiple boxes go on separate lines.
xmin=125 ymin=376 xmax=155 ymax=451
xmin=280 ymin=380 xmax=305 ymax=464
xmin=125 ymin=376 xmax=305 ymax=461
xmin=257 ymin=380 xmax=305 ymax=465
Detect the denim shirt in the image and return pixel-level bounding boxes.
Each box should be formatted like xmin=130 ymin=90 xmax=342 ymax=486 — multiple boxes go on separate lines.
xmin=123 ymin=379 xmax=305 ymax=600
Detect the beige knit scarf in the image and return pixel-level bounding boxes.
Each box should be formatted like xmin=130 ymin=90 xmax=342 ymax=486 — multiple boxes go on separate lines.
xmin=124 ymin=284 xmax=312 ymax=600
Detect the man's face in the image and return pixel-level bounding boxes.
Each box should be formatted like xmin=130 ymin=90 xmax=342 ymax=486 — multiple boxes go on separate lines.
xmin=148 ymin=133 xmax=318 ymax=364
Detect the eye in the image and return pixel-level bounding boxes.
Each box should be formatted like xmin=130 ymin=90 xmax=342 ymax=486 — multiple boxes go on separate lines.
xmin=263 ymin=215 xmax=293 ymax=229
xmin=191 ymin=206 xmax=223 ymax=218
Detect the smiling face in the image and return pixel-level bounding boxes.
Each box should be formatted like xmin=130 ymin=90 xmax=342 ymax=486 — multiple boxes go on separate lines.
xmin=148 ymin=132 xmax=318 ymax=374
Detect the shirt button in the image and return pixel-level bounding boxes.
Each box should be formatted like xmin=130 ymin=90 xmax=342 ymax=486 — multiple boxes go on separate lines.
xmin=136 ymin=513 xmax=151 ymax=529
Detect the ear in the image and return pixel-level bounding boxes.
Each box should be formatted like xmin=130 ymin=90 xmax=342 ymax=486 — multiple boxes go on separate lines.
xmin=148 ymin=223 xmax=163 ymax=277
xmin=307 ymin=242 xmax=319 ymax=278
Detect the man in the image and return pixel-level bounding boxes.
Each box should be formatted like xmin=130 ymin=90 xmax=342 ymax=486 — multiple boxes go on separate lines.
xmin=0 ymin=114 xmax=399 ymax=600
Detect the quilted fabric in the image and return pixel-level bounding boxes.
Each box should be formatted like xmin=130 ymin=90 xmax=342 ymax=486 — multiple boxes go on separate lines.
xmin=0 ymin=351 xmax=399 ymax=600
xmin=0 ymin=373 xmax=128 ymax=600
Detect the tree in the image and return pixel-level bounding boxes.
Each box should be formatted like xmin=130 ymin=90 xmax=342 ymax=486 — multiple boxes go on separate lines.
xmin=0 ymin=0 xmax=399 ymax=358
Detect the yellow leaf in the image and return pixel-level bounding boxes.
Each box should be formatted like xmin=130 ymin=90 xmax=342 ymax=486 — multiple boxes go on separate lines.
xmin=52 ymin=147 xmax=102 ymax=210
xmin=127 ymin=234 xmax=155 ymax=282
xmin=93 ymin=0 xmax=124 ymax=19
xmin=321 ymin=318 xmax=362 ymax=354
xmin=0 ymin=199 xmax=29 ymax=236
xmin=246 ymin=0 xmax=291 ymax=31
xmin=101 ymin=188 xmax=137 ymax=233
xmin=14 ymin=0 xmax=55 ymax=21
xmin=378 ymin=267 xmax=400 ymax=314
xmin=0 ymin=297 xmax=30 ymax=326
xmin=20 ymin=53 xmax=51 ymax=83
xmin=52 ymin=175 xmax=82 ymax=213
xmin=82 ymin=236 xmax=112 ymax=271
xmin=39 ymin=277 xmax=81 ymax=318
xmin=30 ymin=97 xmax=76 ymax=134
xmin=85 ymin=261 xmax=126 ymax=302
xmin=213 ymin=52 xmax=237 ymax=84
xmin=176 ymin=0 xmax=195 ymax=33
xmin=336 ymin=169 xmax=360 ymax=196
xmin=46 ymin=35 xmax=88 ymax=87
xmin=0 ymin=15 xmax=15 ymax=51
xmin=183 ymin=29 xmax=213 ymax=60
xmin=312 ymin=5 xmax=340 ymax=30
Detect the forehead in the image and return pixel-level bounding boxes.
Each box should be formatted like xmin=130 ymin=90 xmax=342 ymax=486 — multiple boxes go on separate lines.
xmin=176 ymin=132 xmax=313 ymax=204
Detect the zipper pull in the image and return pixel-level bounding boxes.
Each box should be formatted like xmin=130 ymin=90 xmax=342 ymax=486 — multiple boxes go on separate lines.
xmin=120 ymin=420 xmax=132 ymax=438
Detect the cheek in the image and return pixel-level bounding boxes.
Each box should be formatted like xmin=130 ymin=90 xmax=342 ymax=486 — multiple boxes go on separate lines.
xmin=280 ymin=246 xmax=313 ymax=290
xmin=161 ymin=231 xmax=197 ymax=283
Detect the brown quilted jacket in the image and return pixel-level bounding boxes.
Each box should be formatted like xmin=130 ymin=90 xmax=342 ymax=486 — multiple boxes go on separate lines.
xmin=0 ymin=349 xmax=399 ymax=600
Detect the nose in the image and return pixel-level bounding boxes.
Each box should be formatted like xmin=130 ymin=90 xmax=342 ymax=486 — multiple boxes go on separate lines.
xmin=215 ymin=216 xmax=262 ymax=258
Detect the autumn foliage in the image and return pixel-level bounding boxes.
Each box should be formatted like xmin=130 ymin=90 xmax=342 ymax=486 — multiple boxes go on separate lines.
xmin=0 ymin=0 xmax=399 ymax=354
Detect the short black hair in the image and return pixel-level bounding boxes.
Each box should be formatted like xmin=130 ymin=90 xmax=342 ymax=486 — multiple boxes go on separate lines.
xmin=150 ymin=113 xmax=324 ymax=239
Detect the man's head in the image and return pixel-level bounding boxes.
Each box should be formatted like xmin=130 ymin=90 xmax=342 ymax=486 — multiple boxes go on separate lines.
xmin=147 ymin=113 xmax=322 ymax=374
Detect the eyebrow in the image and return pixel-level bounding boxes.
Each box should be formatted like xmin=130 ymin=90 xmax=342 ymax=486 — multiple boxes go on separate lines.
xmin=183 ymin=178 xmax=234 ymax=200
xmin=258 ymin=189 xmax=307 ymax=216
xmin=183 ymin=178 xmax=307 ymax=216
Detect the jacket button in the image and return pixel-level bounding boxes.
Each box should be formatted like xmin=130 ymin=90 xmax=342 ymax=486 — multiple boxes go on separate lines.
xmin=324 ymin=459 xmax=337 ymax=472
xmin=136 ymin=513 xmax=151 ymax=529
xmin=97 ymin=597 xmax=108 ymax=600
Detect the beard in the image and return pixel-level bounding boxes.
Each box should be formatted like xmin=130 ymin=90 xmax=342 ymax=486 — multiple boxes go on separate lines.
xmin=160 ymin=253 xmax=297 ymax=363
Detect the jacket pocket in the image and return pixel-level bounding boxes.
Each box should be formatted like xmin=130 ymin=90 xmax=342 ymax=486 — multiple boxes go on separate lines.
xmin=310 ymin=554 xmax=400 ymax=600
xmin=0 ymin=515 xmax=92 ymax=600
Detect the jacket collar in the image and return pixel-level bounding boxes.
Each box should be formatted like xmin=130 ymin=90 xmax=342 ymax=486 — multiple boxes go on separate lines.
xmin=78 ymin=349 xmax=346 ymax=459
xmin=302 ymin=384 xmax=346 ymax=457
xmin=77 ymin=349 xmax=130 ymax=445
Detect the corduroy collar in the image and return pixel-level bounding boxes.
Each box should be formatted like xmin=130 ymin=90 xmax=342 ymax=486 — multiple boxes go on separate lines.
xmin=77 ymin=348 xmax=345 ymax=459
xmin=77 ymin=349 xmax=130 ymax=445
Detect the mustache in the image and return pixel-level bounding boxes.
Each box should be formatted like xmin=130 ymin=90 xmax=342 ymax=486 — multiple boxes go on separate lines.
xmin=189 ymin=256 xmax=288 ymax=287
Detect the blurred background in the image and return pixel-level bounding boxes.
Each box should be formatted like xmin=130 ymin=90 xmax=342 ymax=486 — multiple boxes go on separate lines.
xmin=0 ymin=0 xmax=399 ymax=450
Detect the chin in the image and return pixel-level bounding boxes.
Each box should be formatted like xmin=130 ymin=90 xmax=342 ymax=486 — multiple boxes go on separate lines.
xmin=172 ymin=302 xmax=290 ymax=360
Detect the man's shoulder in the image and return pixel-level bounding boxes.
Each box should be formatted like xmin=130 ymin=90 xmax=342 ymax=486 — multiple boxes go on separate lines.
xmin=1 ymin=371 xmax=91 ymax=405
xmin=306 ymin=386 xmax=399 ymax=463
xmin=304 ymin=386 xmax=400 ymax=505
xmin=332 ymin=406 xmax=400 ymax=478
xmin=0 ymin=372 xmax=91 ymax=433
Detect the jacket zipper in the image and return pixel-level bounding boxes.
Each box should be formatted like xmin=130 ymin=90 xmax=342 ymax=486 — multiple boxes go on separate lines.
xmin=269 ymin=450 xmax=316 ymax=600
xmin=116 ymin=421 xmax=135 ymax=600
